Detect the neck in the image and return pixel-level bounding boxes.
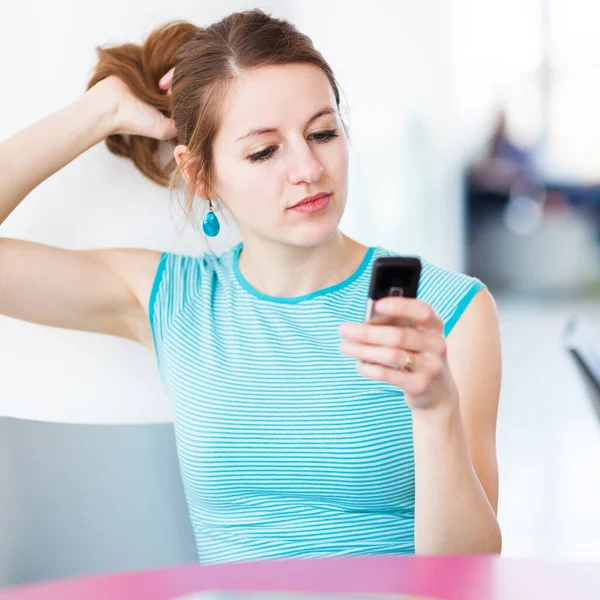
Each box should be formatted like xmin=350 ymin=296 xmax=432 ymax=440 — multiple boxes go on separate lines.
xmin=237 ymin=231 xmax=369 ymax=299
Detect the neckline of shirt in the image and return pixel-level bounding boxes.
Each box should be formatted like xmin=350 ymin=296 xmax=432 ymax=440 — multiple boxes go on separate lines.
xmin=232 ymin=242 xmax=377 ymax=304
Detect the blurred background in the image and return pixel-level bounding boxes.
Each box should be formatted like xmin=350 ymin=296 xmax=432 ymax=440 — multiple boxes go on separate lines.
xmin=1 ymin=0 xmax=600 ymax=585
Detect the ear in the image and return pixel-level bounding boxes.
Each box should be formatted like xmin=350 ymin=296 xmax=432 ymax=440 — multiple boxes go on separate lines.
xmin=173 ymin=144 xmax=210 ymax=199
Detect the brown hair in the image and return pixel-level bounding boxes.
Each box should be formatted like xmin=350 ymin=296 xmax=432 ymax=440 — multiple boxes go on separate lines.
xmin=86 ymin=9 xmax=346 ymax=224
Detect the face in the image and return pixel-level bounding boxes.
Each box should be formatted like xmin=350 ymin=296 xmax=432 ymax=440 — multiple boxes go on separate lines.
xmin=182 ymin=63 xmax=349 ymax=249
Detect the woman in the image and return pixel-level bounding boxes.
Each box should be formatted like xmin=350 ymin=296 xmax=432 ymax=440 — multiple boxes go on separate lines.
xmin=0 ymin=9 xmax=502 ymax=562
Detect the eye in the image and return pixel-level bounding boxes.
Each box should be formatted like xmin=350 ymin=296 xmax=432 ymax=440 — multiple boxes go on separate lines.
xmin=248 ymin=145 xmax=277 ymax=163
xmin=309 ymin=129 xmax=338 ymax=143
xmin=247 ymin=129 xmax=339 ymax=164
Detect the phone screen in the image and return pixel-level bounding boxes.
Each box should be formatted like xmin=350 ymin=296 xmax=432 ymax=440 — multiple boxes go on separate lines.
xmin=364 ymin=257 xmax=422 ymax=324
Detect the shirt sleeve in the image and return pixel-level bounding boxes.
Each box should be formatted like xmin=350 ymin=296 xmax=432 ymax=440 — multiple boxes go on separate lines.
xmin=417 ymin=260 xmax=488 ymax=337
xmin=148 ymin=251 xmax=204 ymax=373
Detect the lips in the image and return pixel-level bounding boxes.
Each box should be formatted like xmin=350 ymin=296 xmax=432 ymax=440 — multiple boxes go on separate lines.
xmin=289 ymin=192 xmax=332 ymax=209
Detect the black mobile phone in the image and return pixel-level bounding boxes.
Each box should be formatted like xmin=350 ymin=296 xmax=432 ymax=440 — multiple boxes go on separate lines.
xmin=364 ymin=256 xmax=422 ymax=324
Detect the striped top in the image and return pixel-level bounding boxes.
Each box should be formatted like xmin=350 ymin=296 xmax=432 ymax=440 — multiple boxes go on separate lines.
xmin=149 ymin=242 xmax=485 ymax=564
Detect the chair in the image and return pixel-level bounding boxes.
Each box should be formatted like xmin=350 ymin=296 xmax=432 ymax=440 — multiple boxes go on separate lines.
xmin=0 ymin=417 xmax=197 ymax=588
xmin=564 ymin=315 xmax=600 ymax=422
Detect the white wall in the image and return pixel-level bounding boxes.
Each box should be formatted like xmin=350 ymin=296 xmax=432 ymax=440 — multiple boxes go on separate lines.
xmin=0 ymin=0 xmax=472 ymax=424
xmin=0 ymin=1 xmax=292 ymax=423
xmin=294 ymin=0 xmax=467 ymax=270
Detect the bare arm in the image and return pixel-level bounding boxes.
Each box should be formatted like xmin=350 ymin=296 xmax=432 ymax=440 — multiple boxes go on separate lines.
xmin=413 ymin=288 xmax=502 ymax=553
xmin=0 ymin=79 xmax=174 ymax=347
xmin=0 ymin=239 xmax=160 ymax=346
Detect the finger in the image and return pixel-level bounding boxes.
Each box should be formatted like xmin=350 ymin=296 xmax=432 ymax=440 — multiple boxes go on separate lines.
xmin=159 ymin=67 xmax=175 ymax=90
xmin=356 ymin=360 xmax=429 ymax=393
xmin=374 ymin=298 xmax=443 ymax=330
xmin=159 ymin=67 xmax=174 ymax=88
xmin=341 ymin=341 xmax=424 ymax=371
xmin=339 ymin=323 xmax=429 ymax=352
xmin=158 ymin=116 xmax=178 ymax=140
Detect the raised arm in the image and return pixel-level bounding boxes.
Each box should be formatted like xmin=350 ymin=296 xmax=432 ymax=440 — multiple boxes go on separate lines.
xmin=0 ymin=76 xmax=176 ymax=348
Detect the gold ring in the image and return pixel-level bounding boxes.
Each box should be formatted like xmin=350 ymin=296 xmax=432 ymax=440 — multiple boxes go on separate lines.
xmin=402 ymin=351 xmax=416 ymax=372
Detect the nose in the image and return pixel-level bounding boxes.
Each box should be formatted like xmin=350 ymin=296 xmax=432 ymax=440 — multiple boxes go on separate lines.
xmin=286 ymin=141 xmax=324 ymax=185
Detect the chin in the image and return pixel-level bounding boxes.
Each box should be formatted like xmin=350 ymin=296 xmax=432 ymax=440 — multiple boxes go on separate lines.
xmin=286 ymin=216 xmax=342 ymax=248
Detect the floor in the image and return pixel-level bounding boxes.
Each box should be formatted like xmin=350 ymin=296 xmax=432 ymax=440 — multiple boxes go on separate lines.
xmin=495 ymin=293 xmax=600 ymax=562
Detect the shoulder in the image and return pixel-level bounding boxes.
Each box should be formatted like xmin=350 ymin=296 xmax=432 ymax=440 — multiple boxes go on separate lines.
xmin=154 ymin=243 xmax=237 ymax=282
xmin=374 ymin=247 xmax=487 ymax=336
xmin=148 ymin=243 xmax=238 ymax=321
xmin=152 ymin=243 xmax=238 ymax=293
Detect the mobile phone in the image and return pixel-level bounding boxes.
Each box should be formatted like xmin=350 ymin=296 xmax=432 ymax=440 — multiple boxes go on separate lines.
xmin=364 ymin=256 xmax=422 ymax=324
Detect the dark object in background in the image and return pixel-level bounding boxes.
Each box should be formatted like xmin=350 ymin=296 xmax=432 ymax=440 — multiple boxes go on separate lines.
xmin=564 ymin=315 xmax=600 ymax=421
xmin=465 ymin=112 xmax=600 ymax=291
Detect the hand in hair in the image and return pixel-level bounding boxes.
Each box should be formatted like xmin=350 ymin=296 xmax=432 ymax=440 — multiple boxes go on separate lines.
xmin=95 ymin=74 xmax=178 ymax=141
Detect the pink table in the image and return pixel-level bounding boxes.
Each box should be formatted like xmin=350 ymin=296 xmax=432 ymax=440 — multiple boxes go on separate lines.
xmin=1 ymin=554 xmax=599 ymax=600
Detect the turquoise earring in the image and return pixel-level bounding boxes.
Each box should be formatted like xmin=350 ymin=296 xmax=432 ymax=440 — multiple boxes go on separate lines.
xmin=202 ymin=199 xmax=220 ymax=237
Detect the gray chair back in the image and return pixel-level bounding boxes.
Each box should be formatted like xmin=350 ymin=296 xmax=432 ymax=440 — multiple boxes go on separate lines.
xmin=0 ymin=417 xmax=197 ymax=588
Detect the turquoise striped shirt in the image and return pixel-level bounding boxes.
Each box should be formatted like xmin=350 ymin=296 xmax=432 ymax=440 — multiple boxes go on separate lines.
xmin=149 ymin=242 xmax=485 ymax=563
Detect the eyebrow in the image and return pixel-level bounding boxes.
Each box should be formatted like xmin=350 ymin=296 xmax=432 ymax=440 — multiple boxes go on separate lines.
xmin=236 ymin=107 xmax=337 ymax=142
